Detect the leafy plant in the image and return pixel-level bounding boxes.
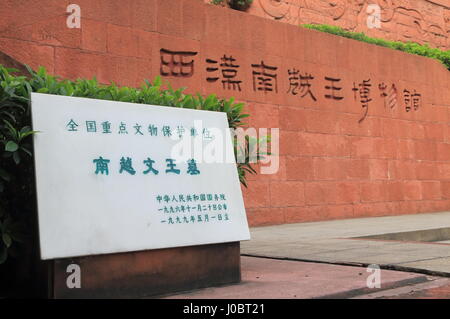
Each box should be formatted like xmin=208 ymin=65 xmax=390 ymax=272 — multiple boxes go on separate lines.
xmin=301 ymin=24 xmax=450 ymax=70
xmin=0 ymin=66 xmax=36 ymax=270
xmin=211 ymin=0 xmax=253 ymax=11
xmin=0 ymin=65 xmax=267 ymax=272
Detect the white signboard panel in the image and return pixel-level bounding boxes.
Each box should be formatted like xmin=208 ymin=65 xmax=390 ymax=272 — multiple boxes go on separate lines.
xmin=31 ymin=93 xmax=250 ymax=260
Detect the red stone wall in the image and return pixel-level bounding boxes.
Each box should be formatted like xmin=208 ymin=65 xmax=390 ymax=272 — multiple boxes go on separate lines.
xmin=208 ymin=0 xmax=450 ymax=50
xmin=1 ymin=0 xmax=449 ymax=226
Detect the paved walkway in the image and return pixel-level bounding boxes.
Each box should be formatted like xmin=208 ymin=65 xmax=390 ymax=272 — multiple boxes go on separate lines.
xmin=165 ymin=256 xmax=450 ymax=299
xmin=241 ymin=211 xmax=450 ymax=275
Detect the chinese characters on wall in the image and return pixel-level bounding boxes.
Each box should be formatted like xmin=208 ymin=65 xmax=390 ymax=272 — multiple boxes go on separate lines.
xmin=159 ymin=48 xmax=423 ymax=123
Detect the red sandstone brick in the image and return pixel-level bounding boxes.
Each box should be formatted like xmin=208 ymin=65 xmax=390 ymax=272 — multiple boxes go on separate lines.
xmin=279 ymin=131 xmax=301 ymax=156
xmin=396 ymin=139 xmax=415 ymax=160
xmin=284 ymin=24 xmax=306 ymax=61
xmin=242 ymin=180 xmax=270 ymax=209
xmin=246 ymin=208 xmax=284 ymax=226
xmin=182 ymin=0 xmax=205 ymax=41
xmin=279 ymin=106 xmax=307 ymax=131
xmin=78 ymin=0 xmax=132 ymax=26
xmin=374 ymin=138 xmax=398 ymax=159
xmin=157 ymin=0 xmax=183 ymax=36
xmin=334 ymin=182 xmax=360 ymax=204
xmin=422 ymin=181 xmax=442 ymax=200
xmin=439 ymin=163 xmax=450 ymax=180
xmin=259 ymin=155 xmax=287 ymax=181
xmin=226 ymin=8 xmax=248 ymax=50
xmin=0 ymin=38 xmax=55 ymax=73
xmin=55 ymin=47 xmax=151 ymax=87
xmin=403 ymin=181 xmax=423 ymax=201
xmin=108 ymin=55 xmax=153 ymax=87
xmin=285 ymin=156 xmax=314 ymax=181
xmin=397 ymin=201 xmax=419 ymax=215
xmin=328 ymin=135 xmax=352 ymax=157
xmin=55 ymin=48 xmax=107 ymax=82
xmin=302 ymin=204 xmax=354 ymax=221
xmin=417 ymin=200 xmax=441 ymax=213
xmin=244 ymin=103 xmax=279 ymax=128
xmin=134 ymin=58 xmax=153 ymax=87
xmin=390 ymin=160 xmax=417 ymax=180
xmin=131 ymin=0 xmax=157 ymax=31
xmin=353 ymin=202 xmax=396 ymax=218
xmin=204 ymin=4 xmax=230 ymax=46
xmin=377 ymin=46 xmax=401 ymax=80
xmin=295 ymin=132 xmax=322 ymax=156
xmin=300 ymin=133 xmax=350 ymax=157
xmin=424 ymin=123 xmax=446 ymax=141
xmin=416 ymin=162 xmax=440 ymax=180
xmin=0 ymin=0 xmax=67 ymax=33
xmin=322 ymin=205 xmax=354 ymax=220
xmin=445 ymin=126 xmax=450 ymax=142
xmin=339 ymin=114 xmax=383 ymax=137
xmin=270 ymin=181 xmax=305 ymax=207
xmin=302 ymin=206 xmax=328 ymax=222
xmin=281 ymin=207 xmax=311 ymax=224
xmin=369 ymin=159 xmax=389 ymax=180
xmin=414 ymin=140 xmax=437 ymax=161
xmin=442 ymin=182 xmax=450 ymax=199
xmin=313 ymin=158 xmax=346 ymax=181
xmin=409 ymin=122 xmax=426 ymax=140
xmin=359 ymin=43 xmax=380 ymax=77
xmin=264 ymin=18 xmax=286 ymax=57
xmin=386 ymin=181 xmax=404 ymax=201
xmin=434 ymin=200 xmax=450 ymax=212
xmin=314 ymin=158 xmax=349 ymax=180
xmin=305 ymin=182 xmax=331 ymax=206
xmin=306 ymin=109 xmax=339 ymax=134
xmin=82 ymin=19 xmax=107 ymax=52
xmin=361 ymin=181 xmax=387 ymax=203
xmin=107 ymin=24 xmax=139 ymax=57
xmin=246 ymin=14 xmax=269 ymax=53
xmin=106 ymin=26 xmax=154 ymax=59
xmin=350 ymin=136 xmax=375 ymax=158
xmin=437 ymin=143 xmax=450 ymax=161
xmin=382 ymin=118 xmax=400 ymax=138
xmin=335 ymin=36 xmax=351 ymax=71
xmin=436 ymin=105 xmax=449 ymax=122
xmin=303 ymin=29 xmax=337 ymax=67
xmin=345 ymin=159 xmax=370 ymax=180
xmin=0 ymin=14 xmax=81 ymax=48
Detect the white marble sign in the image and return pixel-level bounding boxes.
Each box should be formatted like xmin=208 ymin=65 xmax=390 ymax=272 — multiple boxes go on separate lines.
xmin=31 ymin=93 xmax=250 ymax=260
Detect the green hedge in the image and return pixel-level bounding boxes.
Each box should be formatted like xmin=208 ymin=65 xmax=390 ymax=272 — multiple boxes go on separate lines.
xmin=301 ymin=24 xmax=450 ymax=70
xmin=0 ymin=65 xmax=264 ymax=294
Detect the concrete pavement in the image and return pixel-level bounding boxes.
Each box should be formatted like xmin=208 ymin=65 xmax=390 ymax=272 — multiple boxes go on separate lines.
xmin=164 ymin=211 xmax=450 ymax=299
xmin=164 ymin=256 xmax=450 ymax=299
xmin=241 ymin=211 xmax=450 ymax=275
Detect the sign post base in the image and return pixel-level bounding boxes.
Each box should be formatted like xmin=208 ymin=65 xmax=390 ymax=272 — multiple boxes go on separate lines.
xmin=47 ymin=242 xmax=240 ymax=299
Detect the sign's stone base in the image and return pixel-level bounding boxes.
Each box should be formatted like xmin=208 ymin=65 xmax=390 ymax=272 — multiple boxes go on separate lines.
xmin=49 ymin=242 xmax=240 ymax=299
